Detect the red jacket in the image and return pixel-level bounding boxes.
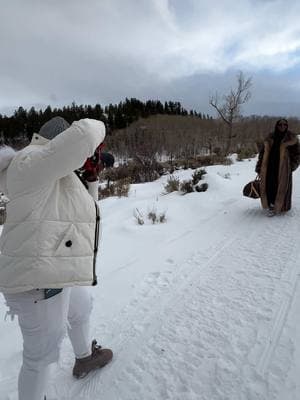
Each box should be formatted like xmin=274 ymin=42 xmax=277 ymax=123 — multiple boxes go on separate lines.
xmin=82 ymin=143 xmax=104 ymax=182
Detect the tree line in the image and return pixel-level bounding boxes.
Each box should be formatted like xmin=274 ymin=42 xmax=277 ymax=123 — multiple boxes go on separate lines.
xmin=0 ymin=98 xmax=212 ymax=147
xmin=105 ymin=114 xmax=300 ymax=163
xmin=1 ymin=95 xmax=299 ymax=161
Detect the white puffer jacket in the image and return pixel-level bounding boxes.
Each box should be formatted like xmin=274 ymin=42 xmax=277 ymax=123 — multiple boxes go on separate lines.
xmin=0 ymin=119 xmax=105 ymax=293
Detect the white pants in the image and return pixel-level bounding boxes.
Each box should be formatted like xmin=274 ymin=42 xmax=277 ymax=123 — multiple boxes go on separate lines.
xmin=4 ymin=286 xmax=93 ymax=400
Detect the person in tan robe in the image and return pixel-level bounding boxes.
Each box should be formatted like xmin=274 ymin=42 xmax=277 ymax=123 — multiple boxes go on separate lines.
xmin=255 ymin=119 xmax=300 ymax=215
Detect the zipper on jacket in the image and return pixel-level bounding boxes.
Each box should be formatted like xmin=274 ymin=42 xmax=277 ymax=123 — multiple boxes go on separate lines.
xmin=74 ymin=171 xmax=100 ymax=286
xmin=92 ymin=201 xmax=100 ymax=286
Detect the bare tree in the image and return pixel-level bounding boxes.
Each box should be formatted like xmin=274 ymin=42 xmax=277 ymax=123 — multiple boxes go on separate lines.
xmin=209 ymin=71 xmax=252 ymax=154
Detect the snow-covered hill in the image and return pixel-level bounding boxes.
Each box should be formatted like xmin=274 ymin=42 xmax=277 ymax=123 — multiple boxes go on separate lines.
xmin=1 ymin=157 xmax=300 ymax=400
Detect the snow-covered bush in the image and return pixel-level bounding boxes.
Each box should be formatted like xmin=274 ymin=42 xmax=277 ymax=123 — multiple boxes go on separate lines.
xmin=180 ymin=180 xmax=194 ymax=194
xmin=192 ymin=168 xmax=207 ymax=185
xmin=134 ymin=207 xmax=167 ymax=225
xmin=148 ymin=208 xmax=167 ymax=224
xmin=195 ymin=182 xmax=208 ymax=192
xmin=163 ymin=168 xmax=208 ymax=196
xmin=164 ymin=175 xmax=180 ymax=193
xmin=180 ymin=168 xmax=208 ymax=194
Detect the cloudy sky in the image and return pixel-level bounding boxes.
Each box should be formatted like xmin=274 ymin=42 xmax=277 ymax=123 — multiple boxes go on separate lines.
xmin=1 ymin=0 xmax=300 ymax=117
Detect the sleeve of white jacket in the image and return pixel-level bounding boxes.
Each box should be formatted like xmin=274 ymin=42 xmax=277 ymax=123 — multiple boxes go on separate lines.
xmin=16 ymin=119 xmax=105 ymax=190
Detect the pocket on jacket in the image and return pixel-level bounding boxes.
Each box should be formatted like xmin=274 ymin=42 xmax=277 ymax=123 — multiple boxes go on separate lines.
xmin=53 ymin=223 xmax=95 ymax=257
xmin=37 ymin=221 xmax=72 ymax=256
xmin=54 ymin=223 xmax=83 ymax=256
xmin=38 ymin=221 xmax=94 ymax=257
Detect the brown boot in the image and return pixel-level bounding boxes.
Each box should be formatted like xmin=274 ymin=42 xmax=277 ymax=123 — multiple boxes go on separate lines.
xmin=73 ymin=340 xmax=113 ymax=379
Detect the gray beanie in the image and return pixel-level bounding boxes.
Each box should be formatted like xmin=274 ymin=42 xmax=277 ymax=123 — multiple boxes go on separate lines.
xmin=39 ymin=116 xmax=70 ymax=140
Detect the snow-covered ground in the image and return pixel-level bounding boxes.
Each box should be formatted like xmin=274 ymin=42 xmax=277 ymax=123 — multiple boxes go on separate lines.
xmin=1 ymin=157 xmax=300 ymax=400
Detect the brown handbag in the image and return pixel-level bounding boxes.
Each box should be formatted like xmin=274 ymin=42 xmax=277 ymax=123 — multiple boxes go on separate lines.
xmin=243 ymin=176 xmax=260 ymax=199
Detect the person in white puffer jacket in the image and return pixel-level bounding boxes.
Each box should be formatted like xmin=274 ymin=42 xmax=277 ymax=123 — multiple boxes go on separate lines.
xmin=0 ymin=117 xmax=113 ymax=400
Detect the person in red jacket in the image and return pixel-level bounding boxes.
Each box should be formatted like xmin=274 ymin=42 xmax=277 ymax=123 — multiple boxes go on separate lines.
xmin=79 ymin=143 xmax=115 ymax=199
xmin=82 ymin=143 xmax=105 ymax=182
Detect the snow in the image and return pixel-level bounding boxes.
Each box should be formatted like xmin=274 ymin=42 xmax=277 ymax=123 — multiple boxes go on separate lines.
xmin=1 ymin=157 xmax=300 ymax=400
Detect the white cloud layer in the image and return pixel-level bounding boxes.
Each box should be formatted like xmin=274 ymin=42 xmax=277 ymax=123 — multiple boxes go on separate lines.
xmin=1 ymin=0 xmax=300 ymax=116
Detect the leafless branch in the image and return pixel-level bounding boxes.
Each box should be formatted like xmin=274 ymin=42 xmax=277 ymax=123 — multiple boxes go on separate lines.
xmin=209 ymin=71 xmax=253 ymax=154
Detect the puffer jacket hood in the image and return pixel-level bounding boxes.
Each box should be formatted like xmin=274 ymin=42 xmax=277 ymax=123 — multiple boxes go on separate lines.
xmin=0 ymin=146 xmax=16 ymax=195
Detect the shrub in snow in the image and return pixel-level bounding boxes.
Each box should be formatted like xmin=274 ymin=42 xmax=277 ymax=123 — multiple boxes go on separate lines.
xmin=148 ymin=208 xmax=166 ymax=224
xmin=159 ymin=212 xmax=167 ymax=223
xmin=134 ymin=208 xmax=144 ymax=225
xmin=99 ymin=178 xmax=130 ymax=199
xmin=148 ymin=210 xmax=157 ymax=224
xmin=237 ymin=147 xmax=257 ymax=161
xmin=170 ymin=155 xmax=232 ymax=170
xmin=99 ymin=185 xmax=114 ymax=199
xmin=114 ymin=178 xmax=131 ymax=197
xmin=195 ymin=182 xmax=208 ymax=192
xmin=180 ymin=180 xmax=194 ymax=194
xmin=164 ymin=175 xmax=180 ymax=193
xmin=148 ymin=207 xmax=167 ymax=224
xmin=102 ymin=160 xmax=163 ymax=184
xmin=101 ymin=156 xmax=229 ymax=185
xmin=134 ymin=207 xmax=167 ymax=225
xmin=163 ymin=169 xmax=208 ymax=196
xmin=192 ymin=168 xmax=207 ymax=185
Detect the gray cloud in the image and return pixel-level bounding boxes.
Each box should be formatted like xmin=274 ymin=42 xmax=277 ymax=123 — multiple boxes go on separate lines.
xmin=1 ymin=0 xmax=300 ymax=116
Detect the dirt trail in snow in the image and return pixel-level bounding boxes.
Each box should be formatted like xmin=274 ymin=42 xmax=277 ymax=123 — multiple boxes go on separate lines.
xmin=52 ymin=202 xmax=300 ymax=400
